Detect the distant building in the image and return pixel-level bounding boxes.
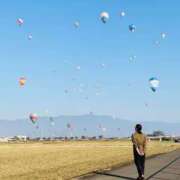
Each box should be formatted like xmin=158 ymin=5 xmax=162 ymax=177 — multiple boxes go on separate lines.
xmin=0 ymin=137 xmax=9 ymax=142
xmin=147 ymin=135 xmax=174 ymax=142
xmin=14 ymin=135 xmax=27 ymax=141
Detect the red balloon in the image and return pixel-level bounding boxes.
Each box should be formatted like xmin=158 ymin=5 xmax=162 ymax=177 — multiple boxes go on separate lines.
xmin=29 ymin=113 xmax=38 ymax=124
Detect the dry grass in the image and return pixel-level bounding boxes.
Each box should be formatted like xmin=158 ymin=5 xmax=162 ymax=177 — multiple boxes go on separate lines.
xmin=0 ymin=140 xmax=179 ymax=180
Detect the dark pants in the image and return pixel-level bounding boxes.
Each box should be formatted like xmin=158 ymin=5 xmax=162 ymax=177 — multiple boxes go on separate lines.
xmin=133 ymin=146 xmax=145 ymax=177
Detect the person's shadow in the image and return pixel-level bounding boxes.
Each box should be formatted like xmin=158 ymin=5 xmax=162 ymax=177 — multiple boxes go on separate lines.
xmin=94 ymin=171 xmax=136 ymax=180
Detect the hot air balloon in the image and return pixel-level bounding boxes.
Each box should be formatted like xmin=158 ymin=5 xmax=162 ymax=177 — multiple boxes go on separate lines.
xmin=100 ymin=63 xmax=105 ymax=68
xmin=100 ymin=12 xmax=109 ymax=23
xmin=49 ymin=117 xmax=53 ymax=122
xmin=129 ymin=24 xmax=136 ymax=32
xmin=120 ymin=11 xmax=126 ymax=17
xmin=19 ymin=77 xmax=26 ymax=87
xmin=149 ymin=77 xmax=160 ymax=92
xmin=49 ymin=117 xmax=55 ymax=126
xmin=17 ymin=18 xmax=24 ymax=26
xmin=74 ymin=21 xmax=80 ymax=28
xmin=29 ymin=113 xmax=38 ymax=124
xmin=129 ymin=55 xmax=136 ymax=62
xmin=161 ymin=32 xmax=166 ymax=39
xmin=64 ymin=89 xmax=69 ymax=94
xmin=67 ymin=123 xmax=71 ymax=129
xmin=28 ymin=34 xmax=32 ymax=40
xmin=155 ymin=40 xmax=160 ymax=47
xmin=145 ymin=102 xmax=148 ymax=107
xmin=76 ymin=65 xmax=81 ymax=70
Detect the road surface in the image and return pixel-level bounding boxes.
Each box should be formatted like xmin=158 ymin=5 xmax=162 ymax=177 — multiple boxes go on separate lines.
xmin=77 ymin=149 xmax=180 ymax=180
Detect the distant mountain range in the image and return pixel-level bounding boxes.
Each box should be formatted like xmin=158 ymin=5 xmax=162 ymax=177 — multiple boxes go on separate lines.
xmin=0 ymin=114 xmax=180 ymax=137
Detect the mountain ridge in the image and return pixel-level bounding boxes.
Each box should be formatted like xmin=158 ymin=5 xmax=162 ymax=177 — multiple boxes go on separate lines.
xmin=0 ymin=114 xmax=179 ymax=137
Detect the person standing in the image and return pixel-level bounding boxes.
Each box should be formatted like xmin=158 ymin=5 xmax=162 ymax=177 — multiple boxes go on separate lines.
xmin=132 ymin=124 xmax=147 ymax=180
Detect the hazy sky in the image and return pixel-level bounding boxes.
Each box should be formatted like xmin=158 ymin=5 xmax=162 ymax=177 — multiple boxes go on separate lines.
xmin=0 ymin=0 xmax=180 ymax=122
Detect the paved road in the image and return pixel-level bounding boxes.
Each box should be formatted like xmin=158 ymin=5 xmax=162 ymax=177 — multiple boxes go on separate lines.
xmin=78 ymin=149 xmax=180 ymax=180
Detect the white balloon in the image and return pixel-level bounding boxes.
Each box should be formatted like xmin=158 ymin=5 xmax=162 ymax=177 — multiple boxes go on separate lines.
xmin=100 ymin=12 xmax=109 ymax=23
xmin=161 ymin=32 xmax=166 ymax=39
xmin=74 ymin=21 xmax=80 ymax=28
xmin=28 ymin=34 xmax=32 ymax=40
xmin=149 ymin=77 xmax=160 ymax=92
xmin=120 ymin=11 xmax=126 ymax=17
xmin=76 ymin=66 xmax=81 ymax=70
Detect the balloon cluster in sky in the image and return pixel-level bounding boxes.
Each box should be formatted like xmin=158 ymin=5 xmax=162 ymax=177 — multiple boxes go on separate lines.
xmin=15 ymin=7 xmax=165 ymax=133
xmin=17 ymin=18 xmax=33 ymax=40
xmin=155 ymin=32 xmax=167 ymax=46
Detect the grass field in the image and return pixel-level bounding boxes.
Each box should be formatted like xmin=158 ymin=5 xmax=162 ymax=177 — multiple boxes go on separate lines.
xmin=0 ymin=140 xmax=179 ymax=180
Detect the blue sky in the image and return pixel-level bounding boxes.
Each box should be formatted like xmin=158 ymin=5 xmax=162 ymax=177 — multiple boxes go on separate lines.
xmin=0 ymin=0 xmax=180 ymax=122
